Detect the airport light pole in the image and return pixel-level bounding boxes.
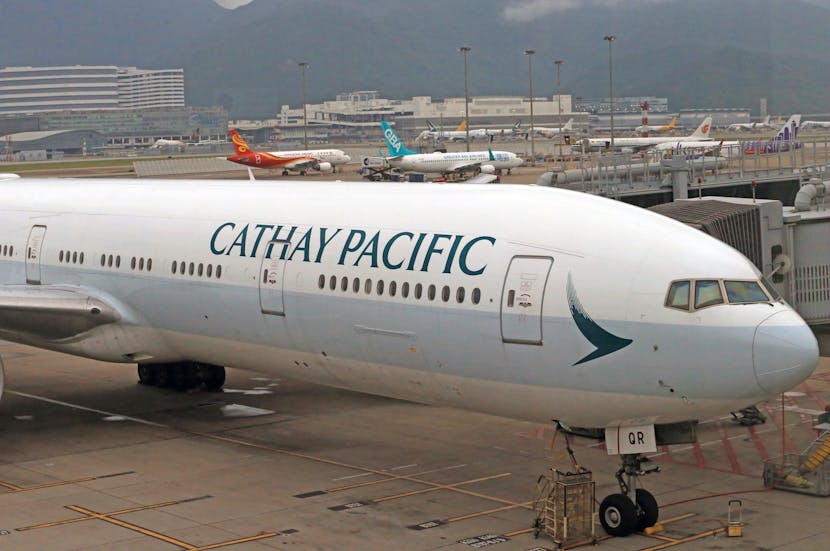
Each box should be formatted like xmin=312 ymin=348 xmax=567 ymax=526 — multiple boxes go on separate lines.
xmin=459 ymin=46 xmax=472 ymax=152
xmin=524 ymin=49 xmax=536 ymax=165
xmin=603 ymin=35 xmax=616 ymax=150
xmin=298 ymin=61 xmax=309 ymax=149
xmin=554 ymin=59 xmax=564 ymax=159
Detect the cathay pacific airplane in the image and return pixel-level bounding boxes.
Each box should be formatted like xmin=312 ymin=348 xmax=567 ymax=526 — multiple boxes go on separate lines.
xmin=0 ymin=175 xmax=817 ymax=537
xmin=382 ymin=121 xmax=523 ymax=175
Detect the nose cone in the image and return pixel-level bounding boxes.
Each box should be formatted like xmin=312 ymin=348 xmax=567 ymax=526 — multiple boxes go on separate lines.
xmin=343 ymin=154 xmax=351 ymax=162
xmin=753 ymin=310 xmax=819 ymax=394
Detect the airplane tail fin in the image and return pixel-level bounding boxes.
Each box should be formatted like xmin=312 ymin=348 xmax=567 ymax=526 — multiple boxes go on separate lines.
xmin=772 ymin=114 xmax=801 ymax=142
xmin=426 ymin=120 xmax=438 ymax=132
xmin=488 ymin=148 xmax=495 ymax=161
xmin=229 ymin=130 xmax=251 ymax=155
xmin=563 ymin=118 xmax=574 ymax=131
xmin=455 ymin=120 xmax=467 ymax=132
xmin=512 ymin=120 xmax=522 ymax=131
xmin=690 ymin=117 xmax=712 ymax=139
xmin=666 ymin=116 xmax=677 ymax=129
xmin=381 ymin=120 xmax=417 ymax=157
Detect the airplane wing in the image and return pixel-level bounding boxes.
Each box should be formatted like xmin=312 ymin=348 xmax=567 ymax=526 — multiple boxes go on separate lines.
xmin=463 ymin=173 xmax=499 ymax=184
xmin=447 ymin=160 xmax=483 ymax=173
xmin=279 ymin=157 xmax=319 ymax=170
xmin=0 ymin=285 xmax=121 ymax=341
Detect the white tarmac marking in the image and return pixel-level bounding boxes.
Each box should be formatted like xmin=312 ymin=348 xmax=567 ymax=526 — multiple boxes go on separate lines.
xmin=389 ymin=464 xmax=417 ymax=471
xmin=7 ymin=390 xmax=167 ymax=428
xmin=332 ymin=472 xmax=373 ymax=481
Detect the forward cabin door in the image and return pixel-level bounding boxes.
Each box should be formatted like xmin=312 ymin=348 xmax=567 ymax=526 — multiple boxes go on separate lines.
xmin=500 ymin=256 xmax=553 ymax=345
xmin=25 ymin=225 xmax=47 ymax=284
xmin=259 ymin=240 xmax=290 ymax=316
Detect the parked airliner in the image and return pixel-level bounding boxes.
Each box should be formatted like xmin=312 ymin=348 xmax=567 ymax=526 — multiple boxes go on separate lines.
xmin=727 ymin=115 xmax=773 ymax=132
xmin=634 ymin=116 xmax=677 ymax=134
xmin=383 ymin=121 xmax=522 ymax=175
xmin=585 ymin=117 xmax=712 ymax=151
xmin=655 ymin=115 xmax=801 ymax=155
xmin=227 ymin=130 xmax=351 ymax=174
xmin=532 ymin=118 xmax=575 ymax=138
xmin=420 ymin=120 xmax=522 ymax=142
xmin=0 ymin=175 xmax=817 ymax=537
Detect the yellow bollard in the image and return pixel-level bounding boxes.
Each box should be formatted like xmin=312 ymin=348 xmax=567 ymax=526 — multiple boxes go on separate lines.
xmin=727 ymin=499 xmax=743 ymax=537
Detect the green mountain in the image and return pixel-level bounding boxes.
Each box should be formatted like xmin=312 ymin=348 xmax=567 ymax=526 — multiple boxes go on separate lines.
xmin=2 ymin=0 xmax=829 ymax=118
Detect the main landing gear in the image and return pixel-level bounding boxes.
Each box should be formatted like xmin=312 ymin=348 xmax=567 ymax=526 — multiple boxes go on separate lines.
xmin=599 ymin=454 xmax=660 ymax=537
xmin=137 ymin=361 xmax=225 ymax=392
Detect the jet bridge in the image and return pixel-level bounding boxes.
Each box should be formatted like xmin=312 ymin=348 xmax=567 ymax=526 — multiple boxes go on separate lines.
xmin=649 ymin=182 xmax=830 ymax=354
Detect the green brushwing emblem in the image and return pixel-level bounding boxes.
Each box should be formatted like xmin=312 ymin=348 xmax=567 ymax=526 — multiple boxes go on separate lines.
xmin=567 ymin=273 xmax=632 ymax=365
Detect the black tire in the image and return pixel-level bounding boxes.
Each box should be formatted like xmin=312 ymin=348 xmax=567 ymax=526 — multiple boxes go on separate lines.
xmin=282 ymin=170 xmax=289 ymax=176
xmin=635 ymin=489 xmax=659 ymax=531
xmin=599 ymin=493 xmax=637 ymax=537
xmin=170 ymin=363 xmax=199 ymax=391
xmin=155 ymin=363 xmax=172 ymax=388
xmin=137 ymin=364 xmax=157 ymax=386
xmin=199 ymin=364 xmax=226 ymax=392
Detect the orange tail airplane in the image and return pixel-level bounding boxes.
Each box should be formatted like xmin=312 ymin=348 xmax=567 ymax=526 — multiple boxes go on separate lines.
xmin=227 ymin=130 xmax=318 ymax=173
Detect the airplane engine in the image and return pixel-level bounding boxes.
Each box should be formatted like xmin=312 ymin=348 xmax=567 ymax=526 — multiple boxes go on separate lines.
xmin=316 ymin=162 xmax=333 ymax=173
xmin=480 ymin=164 xmax=496 ymax=174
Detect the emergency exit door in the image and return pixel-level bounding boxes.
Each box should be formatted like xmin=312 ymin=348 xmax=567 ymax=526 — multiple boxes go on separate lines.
xmin=259 ymin=240 xmax=290 ymax=316
xmin=500 ymin=256 xmax=553 ymax=345
xmin=25 ymin=225 xmax=47 ymax=284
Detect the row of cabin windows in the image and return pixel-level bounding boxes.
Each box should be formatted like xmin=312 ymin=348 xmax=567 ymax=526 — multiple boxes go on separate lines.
xmin=171 ymin=260 xmax=223 ymax=279
xmin=316 ymin=274 xmax=481 ymax=305
xmin=59 ymin=250 xmax=85 ymax=265
xmin=665 ymin=278 xmax=780 ymax=312
xmin=1 ymin=245 xmax=14 ymax=257
xmin=130 ymin=257 xmax=153 ymax=272
xmin=100 ymin=254 xmax=122 ymax=268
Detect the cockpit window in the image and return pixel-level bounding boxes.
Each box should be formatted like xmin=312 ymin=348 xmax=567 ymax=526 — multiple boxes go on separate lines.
xmin=724 ymin=280 xmax=770 ymax=303
xmin=666 ymin=280 xmax=691 ymax=311
xmin=694 ymin=280 xmax=724 ymax=309
xmin=760 ymin=276 xmax=782 ymax=301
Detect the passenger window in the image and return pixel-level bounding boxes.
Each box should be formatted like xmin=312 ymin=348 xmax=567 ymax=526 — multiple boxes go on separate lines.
xmin=216 ymin=265 xmax=222 ymax=279
xmin=72 ymin=252 xmax=78 ymax=264
xmin=428 ymin=284 xmax=436 ymax=301
xmin=365 ymin=278 xmax=372 ymax=294
xmin=101 ymin=254 xmax=106 ymax=267
xmin=456 ymin=287 xmax=465 ymax=303
xmin=442 ymin=285 xmax=450 ymax=302
xmin=666 ymin=280 xmax=691 ymax=311
xmin=108 ymin=254 xmax=113 ymax=267
xmin=140 ymin=258 xmax=146 ymax=271
xmin=353 ymin=277 xmax=360 ymax=293
xmin=329 ymin=275 xmax=336 ymax=290
xmin=341 ymin=276 xmax=348 ymax=291
xmin=694 ymin=280 xmax=724 ymax=309
xmin=131 ymin=257 xmax=136 ymax=270
xmin=179 ymin=261 xmax=185 ymax=274
xmin=402 ymin=282 xmax=410 ymax=298
xmin=59 ymin=251 xmax=64 ymax=262
xmin=318 ymin=274 xmax=325 ymax=289
xmin=116 ymin=256 xmax=121 ymax=268
xmin=188 ymin=262 xmax=195 ymax=276
xmin=377 ymin=280 xmax=384 ymax=295
xmin=472 ymin=288 xmax=481 ymax=305
xmin=146 ymin=258 xmax=151 ymax=271
xmin=206 ymin=264 xmax=212 ymax=278
xmin=197 ymin=262 xmax=203 ymax=276
xmin=724 ymin=280 xmax=769 ymax=303
xmin=80 ymin=252 xmax=85 ymax=265
xmin=414 ymin=283 xmax=423 ymax=299
xmin=389 ymin=281 xmax=397 ymax=297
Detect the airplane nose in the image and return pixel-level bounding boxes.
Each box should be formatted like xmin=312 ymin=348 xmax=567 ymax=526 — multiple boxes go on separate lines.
xmin=753 ymin=310 xmax=819 ymax=394
xmin=344 ymin=155 xmax=351 ymax=162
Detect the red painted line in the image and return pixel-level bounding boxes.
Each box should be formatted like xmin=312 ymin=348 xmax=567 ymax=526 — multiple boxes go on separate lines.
xmin=800 ymin=380 xmax=826 ymax=410
xmin=660 ymin=444 xmax=673 ymax=463
xmin=692 ymin=441 xmax=706 ymax=468
xmin=760 ymin=402 xmax=798 ymax=455
xmin=747 ymin=425 xmax=770 ymax=461
xmin=714 ymin=419 xmax=742 ymax=475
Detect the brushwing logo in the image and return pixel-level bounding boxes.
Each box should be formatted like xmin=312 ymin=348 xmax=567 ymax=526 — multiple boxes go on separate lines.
xmin=567 ymin=273 xmax=632 ymax=365
xmin=232 ymin=133 xmax=248 ymax=153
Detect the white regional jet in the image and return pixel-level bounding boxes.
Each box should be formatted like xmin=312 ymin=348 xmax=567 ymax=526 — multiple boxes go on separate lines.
xmin=727 ymin=116 xmax=773 ymax=132
xmin=585 ymin=117 xmax=712 ymax=151
xmin=0 ymin=175 xmax=818 ymax=537
xmin=532 ymin=118 xmax=575 ymax=138
xmin=419 ymin=120 xmax=523 ymax=142
xmin=382 ymin=121 xmax=523 ymax=175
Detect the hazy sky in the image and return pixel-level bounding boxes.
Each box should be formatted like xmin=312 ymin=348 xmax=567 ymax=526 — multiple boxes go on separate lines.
xmin=213 ymin=0 xmax=253 ymax=8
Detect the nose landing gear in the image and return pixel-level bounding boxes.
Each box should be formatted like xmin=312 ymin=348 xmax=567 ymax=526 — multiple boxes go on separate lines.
xmin=599 ymin=453 xmax=660 ymax=537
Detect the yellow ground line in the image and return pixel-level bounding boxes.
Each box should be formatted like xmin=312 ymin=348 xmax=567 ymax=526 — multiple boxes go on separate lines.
xmin=638 ymin=527 xmax=725 ymax=551
xmin=0 ymin=476 xmax=97 ymax=493
xmin=502 ymin=527 xmax=535 ymax=537
xmin=659 ymin=512 xmax=696 ymax=525
xmin=447 ymin=501 xmax=534 ymax=523
xmin=327 ymin=464 xmax=467 ymax=492
xmin=17 ymin=500 xmax=183 ymax=531
xmin=372 ymin=473 xmax=512 ymax=503
xmin=0 ymin=481 xmax=22 ymax=491
xmin=190 ymin=533 xmax=279 ymax=551
xmin=67 ymin=505 xmax=197 ymax=550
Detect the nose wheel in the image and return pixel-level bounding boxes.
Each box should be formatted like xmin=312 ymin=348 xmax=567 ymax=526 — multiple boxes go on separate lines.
xmin=599 ymin=454 xmax=660 ymax=537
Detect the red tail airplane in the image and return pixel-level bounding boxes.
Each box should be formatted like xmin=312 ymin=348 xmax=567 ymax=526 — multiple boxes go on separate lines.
xmin=227 ymin=130 xmax=318 ymax=174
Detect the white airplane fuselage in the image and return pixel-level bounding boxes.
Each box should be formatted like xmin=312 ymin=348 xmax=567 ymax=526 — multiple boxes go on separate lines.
xmin=0 ymin=179 xmax=817 ymax=428
xmin=266 ymin=148 xmax=351 ymax=166
xmin=389 ymin=151 xmax=522 ymax=174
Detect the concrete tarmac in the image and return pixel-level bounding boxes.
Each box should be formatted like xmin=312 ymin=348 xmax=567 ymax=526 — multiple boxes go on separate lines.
xmin=1 ymin=343 xmax=829 ymax=550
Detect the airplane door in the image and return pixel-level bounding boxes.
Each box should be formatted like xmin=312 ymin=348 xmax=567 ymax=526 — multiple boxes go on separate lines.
xmin=25 ymin=225 xmax=47 ymax=284
xmin=500 ymin=256 xmax=553 ymax=345
xmin=259 ymin=240 xmax=290 ymax=316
